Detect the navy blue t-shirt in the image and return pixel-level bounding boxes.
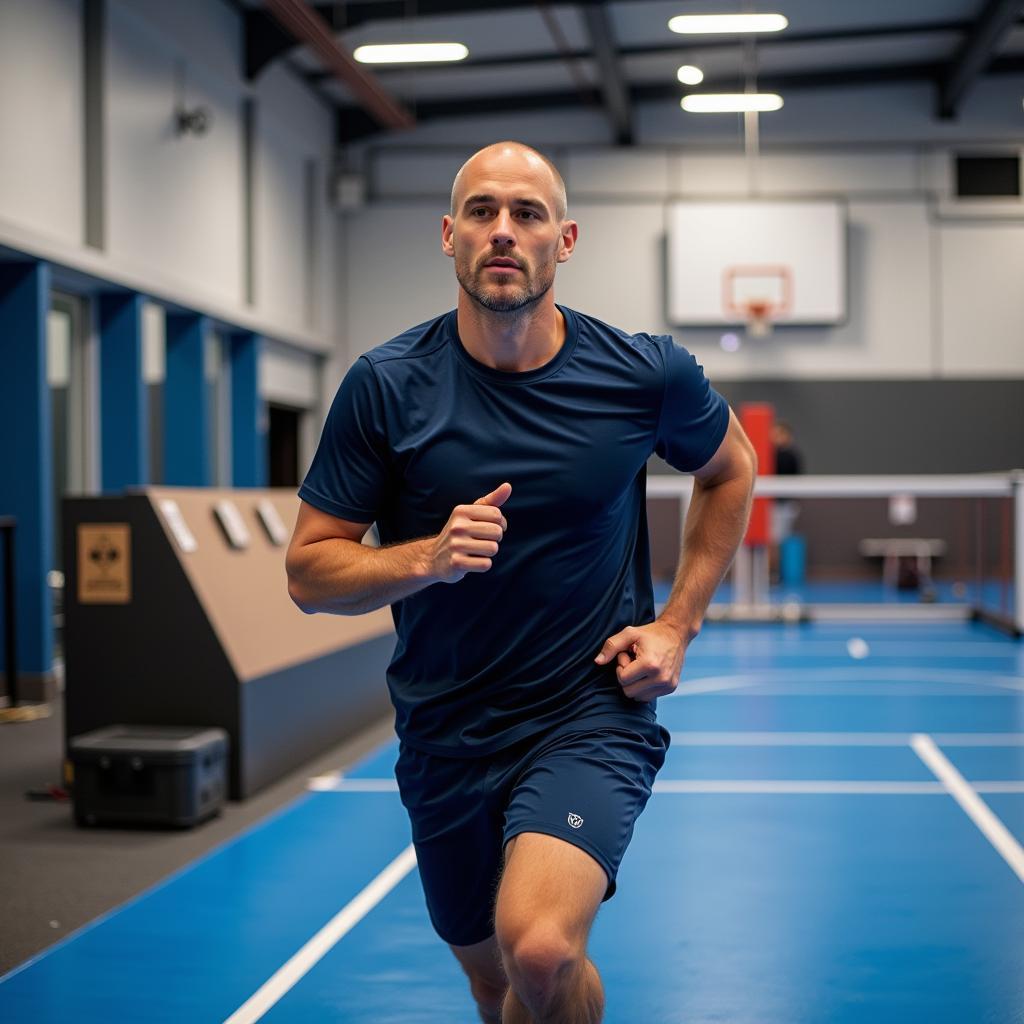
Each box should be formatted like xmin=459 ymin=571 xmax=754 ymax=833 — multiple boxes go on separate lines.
xmin=299 ymin=306 xmax=728 ymax=756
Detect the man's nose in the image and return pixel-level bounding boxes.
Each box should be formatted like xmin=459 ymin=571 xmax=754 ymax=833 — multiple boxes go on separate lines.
xmin=490 ymin=211 xmax=516 ymax=248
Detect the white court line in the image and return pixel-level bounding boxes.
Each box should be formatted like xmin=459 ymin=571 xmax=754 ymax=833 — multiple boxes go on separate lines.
xmin=670 ymin=668 xmax=1024 ymax=699
xmin=308 ymin=772 xmax=398 ymax=791
xmin=678 ymin=687 xmax=1017 ymax=698
xmin=669 ymin=731 xmax=1024 ymax=746
xmin=221 ymin=845 xmax=417 ymax=1024
xmin=673 ymin=675 xmax=762 ymax=696
xmin=310 ymin=778 xmax=398 ymax=792
xmin=692 ymin=642 xmax=1017 ymax=657
xmin=911 ymin=734 xmax=1024 ymax=884
xmin=654 ymin=780 xmax=949 ymax=794
xmin=309 ymin=777 xmax=1024 ymax=795
xmin=307 ymin=772 xmax=342 ymax=790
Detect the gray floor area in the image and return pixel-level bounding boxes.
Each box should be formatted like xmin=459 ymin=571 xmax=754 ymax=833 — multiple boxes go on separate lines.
xmin=0 ymin=698 xmax=395 ymax=977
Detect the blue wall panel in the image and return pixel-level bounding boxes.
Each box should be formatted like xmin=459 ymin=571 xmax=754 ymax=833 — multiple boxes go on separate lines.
xmin=99 ymin=292 xmax=147 ymax=492
xmin=164 ymin=313 xmax=210 ymax=486
xmin=0 ymin=261 xmax=53 ymax=677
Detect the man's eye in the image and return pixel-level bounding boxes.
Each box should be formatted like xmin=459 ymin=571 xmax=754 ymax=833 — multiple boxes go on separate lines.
xmin=470 ymin=207 xmax=490 ymax=217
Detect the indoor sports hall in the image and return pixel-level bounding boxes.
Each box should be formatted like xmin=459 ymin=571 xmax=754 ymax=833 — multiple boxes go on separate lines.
xmin=1 ymin=2 xmax=1022 ymax=1022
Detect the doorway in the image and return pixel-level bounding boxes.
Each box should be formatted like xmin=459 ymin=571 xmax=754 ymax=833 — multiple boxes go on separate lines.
xmin=268 ymin=404 xmax=302 ymax=488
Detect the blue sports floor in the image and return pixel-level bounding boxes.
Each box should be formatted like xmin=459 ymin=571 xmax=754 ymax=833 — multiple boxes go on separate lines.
xmin=2 ymin=620 xmax=1023 ymax=1022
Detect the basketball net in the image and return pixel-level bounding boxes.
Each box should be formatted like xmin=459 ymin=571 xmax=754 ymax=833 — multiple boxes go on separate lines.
xmin=744 ymin=299 xmax=774 ymax=337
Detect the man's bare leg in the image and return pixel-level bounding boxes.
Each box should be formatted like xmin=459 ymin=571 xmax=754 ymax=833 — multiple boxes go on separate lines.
xmin=450 ymin=934 xmax=508 ymax=1023
xmin=495 ymin=832 xmax=608 ymax=1024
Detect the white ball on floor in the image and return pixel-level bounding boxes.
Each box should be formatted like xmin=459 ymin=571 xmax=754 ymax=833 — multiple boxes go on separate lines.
xmin=847 ymin=637 xmax=870 ymax=659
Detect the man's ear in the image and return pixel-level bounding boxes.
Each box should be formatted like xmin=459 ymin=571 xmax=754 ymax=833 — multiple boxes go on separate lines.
xmin=441 ymin=214 xmax=455 ymax=258
xmin=556 ymin=220 xmax=579 ymax=264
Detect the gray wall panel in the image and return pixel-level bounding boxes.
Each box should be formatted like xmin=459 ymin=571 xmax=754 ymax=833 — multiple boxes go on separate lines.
xmin=651 ymin=379 xmax=1024 ymax=474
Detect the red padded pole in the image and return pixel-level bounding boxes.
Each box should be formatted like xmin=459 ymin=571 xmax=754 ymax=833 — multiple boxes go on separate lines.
xmin=740 ymin=403 xmax=774 ymax=546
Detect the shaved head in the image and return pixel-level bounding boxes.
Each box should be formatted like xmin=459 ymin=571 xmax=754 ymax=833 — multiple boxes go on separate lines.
xmin=450 ymin=141 xmax=568 ymax=221
xmin=442 ymin=140 xmax=577 ymax=317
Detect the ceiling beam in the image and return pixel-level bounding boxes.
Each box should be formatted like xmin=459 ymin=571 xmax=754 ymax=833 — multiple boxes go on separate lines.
xmin=580 ymin=0 xmax=633 ymax=144
xmin=937 ymin=0 xmax=1021 ymax=118
xmin=335 ymin=54 xmax=1024 ymax=141
xmin=260 ymin=0 xmax=413 ymax=129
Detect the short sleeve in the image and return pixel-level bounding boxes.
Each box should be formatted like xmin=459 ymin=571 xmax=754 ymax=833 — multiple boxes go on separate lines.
xmin=298 ymin=357 xmax=391 ymax=522
xmin=653 ymin=337 xmax=729 ymax=473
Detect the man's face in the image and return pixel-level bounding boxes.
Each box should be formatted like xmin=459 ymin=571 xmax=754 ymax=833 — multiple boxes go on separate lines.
xmin=442 ymin=151 xmax=576 ymax=314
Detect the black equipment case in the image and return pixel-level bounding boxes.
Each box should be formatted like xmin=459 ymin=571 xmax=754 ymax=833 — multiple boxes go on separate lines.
xmin=69 ymin=725 xmax=228 ymax=828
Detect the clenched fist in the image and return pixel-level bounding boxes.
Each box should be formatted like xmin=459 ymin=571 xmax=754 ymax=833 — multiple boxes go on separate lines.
xmin=429 ymin=482 xmax=511 ymax=584
xmin=594 ymin=620 xmax=688 ymax=702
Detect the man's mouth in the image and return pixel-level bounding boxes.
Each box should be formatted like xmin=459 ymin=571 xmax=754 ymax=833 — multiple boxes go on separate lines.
xmin=484 ymin=257 xmax=521 ymax=270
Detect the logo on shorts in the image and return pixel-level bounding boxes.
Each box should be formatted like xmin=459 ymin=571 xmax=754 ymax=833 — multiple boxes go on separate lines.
xmin=567 ymin=813 xmax=584 ymax=829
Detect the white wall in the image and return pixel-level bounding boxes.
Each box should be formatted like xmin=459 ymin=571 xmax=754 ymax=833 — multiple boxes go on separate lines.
xmin=0 ymin=0 xmax=84 ymax=247
xmin=260 ymin=339 xmax=320 ymax=409
xmin=338 ymin=144 xmax=1024 ymax=381
xmin=0 ymin=0 xmax=336 ymax=356
xmin=253 ymin=63 xmax=336 ymax=336
xmin=106 ymin=2 xmax=246 ymax=308
xmin=342 ymin=204 xmax=454 ymax=365
xmin=938 ymin=222 xmax=1024 ymax=376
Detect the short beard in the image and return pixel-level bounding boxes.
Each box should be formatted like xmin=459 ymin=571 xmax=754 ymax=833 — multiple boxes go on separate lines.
xmin=455 ymin=253 xmax=556 ymax=316
xmin=463 ymin=277 xmax=552 ymax=315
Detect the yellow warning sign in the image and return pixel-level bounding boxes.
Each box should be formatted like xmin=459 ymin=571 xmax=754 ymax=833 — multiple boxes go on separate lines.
xmin=78 ymin=523 xmax=131 ymax=604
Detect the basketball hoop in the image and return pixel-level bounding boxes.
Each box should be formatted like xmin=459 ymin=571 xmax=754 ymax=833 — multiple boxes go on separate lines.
xmin=722 ymin=265 xmax=794 ymax=339
xmin=743 ymin=299 xmax=775 ymax=337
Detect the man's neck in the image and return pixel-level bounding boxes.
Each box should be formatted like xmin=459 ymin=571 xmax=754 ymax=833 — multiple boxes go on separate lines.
xmin=456 ymin=292 xmax=564 ymax=373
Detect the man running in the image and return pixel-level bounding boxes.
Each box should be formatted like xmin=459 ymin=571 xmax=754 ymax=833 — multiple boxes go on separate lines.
xmin=287 ymin=141 xmax=756 ymax=1023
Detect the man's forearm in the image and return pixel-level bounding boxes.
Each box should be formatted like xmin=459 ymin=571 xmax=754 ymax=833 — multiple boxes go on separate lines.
xmin=658 ymin=471 xmax=756 ymax=640
xmin=287 ymin=537 xmax=437 ymax=616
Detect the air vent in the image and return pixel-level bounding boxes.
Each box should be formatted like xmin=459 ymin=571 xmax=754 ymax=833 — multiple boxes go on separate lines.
xmin=955 ymin=154 xmax=1021 ymax=198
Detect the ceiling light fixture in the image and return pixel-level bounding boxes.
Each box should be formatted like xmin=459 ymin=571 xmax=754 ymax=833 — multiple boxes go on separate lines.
xmin=676 ymin=65 xmax=704 ymax=85
xmin=353 ymin=43 xmax=469 ymax=64
xmin=668 ymin=14 xmax=788 ymax=34
xmin=681 ymin=93 xmax=784 ymax=113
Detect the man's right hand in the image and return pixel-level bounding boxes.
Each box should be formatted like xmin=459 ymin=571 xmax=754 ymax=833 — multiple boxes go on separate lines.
xmin=429 ymin=482 xmax=511 ymax=583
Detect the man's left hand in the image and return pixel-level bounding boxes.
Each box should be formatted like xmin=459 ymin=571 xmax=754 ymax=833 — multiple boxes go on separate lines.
xmin=593 ymin=621 xmax=688 ymax=703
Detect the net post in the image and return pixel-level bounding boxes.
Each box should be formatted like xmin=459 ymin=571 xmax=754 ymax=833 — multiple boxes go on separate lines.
xmin=733 ymin=546 xmax=752 ymax=605
xmin=1014 ymin=470 xmax=1024 ymax=635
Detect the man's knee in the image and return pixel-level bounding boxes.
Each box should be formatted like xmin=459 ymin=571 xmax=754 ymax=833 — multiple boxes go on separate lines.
xmin=497 ymin=918 xmax=581 ymax=996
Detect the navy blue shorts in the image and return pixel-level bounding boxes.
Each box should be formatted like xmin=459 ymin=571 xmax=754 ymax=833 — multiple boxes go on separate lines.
xmin=394 ymin=713 xmax=670 ymax=947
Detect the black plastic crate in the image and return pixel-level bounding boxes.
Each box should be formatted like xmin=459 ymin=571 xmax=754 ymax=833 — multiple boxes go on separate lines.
xmin=70 ymin=725 xmax=228 ymax=828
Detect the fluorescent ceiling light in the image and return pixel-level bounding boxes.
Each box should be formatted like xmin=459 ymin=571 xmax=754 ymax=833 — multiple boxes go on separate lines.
xmin=353 ymin=43 xmax=469 ymax=64
xmin=677 ymin=65 xmax=704 ymax=85
xmin=668 ymin=14 xmax=788 ymax=34
xmin=681 ymin=93 xmax=784 ymax=112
